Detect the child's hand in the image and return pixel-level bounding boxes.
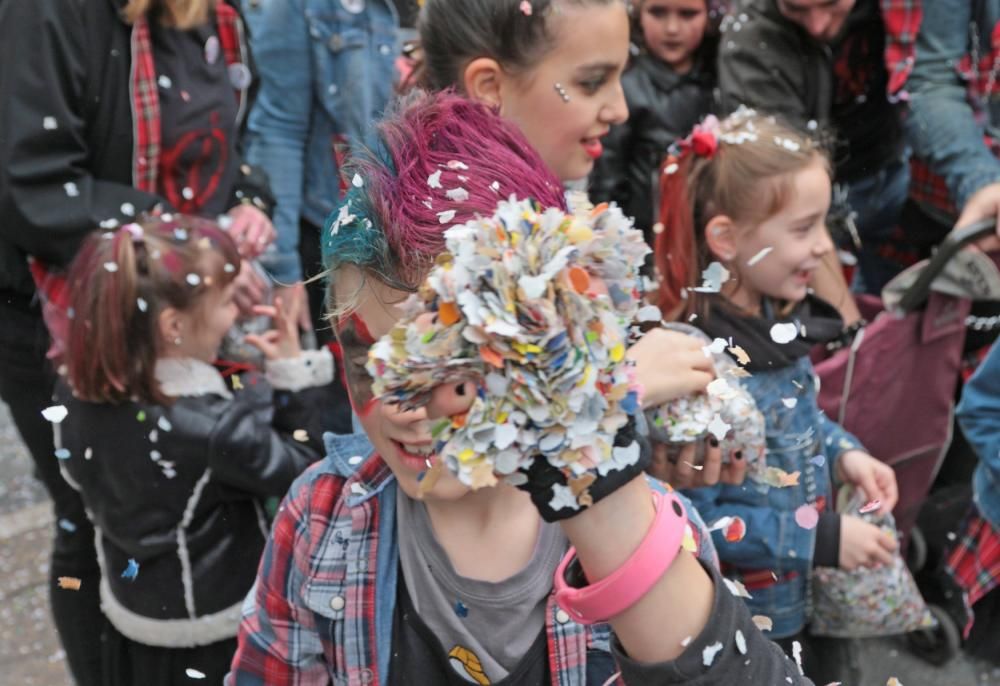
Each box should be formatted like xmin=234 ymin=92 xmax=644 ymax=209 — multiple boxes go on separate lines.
xmin=226 ymin=204 xmax=276 ymax=259
xmin=649 ymin=439 xmax=748 ymax=489
xmin=835 ymin=450 xmax=899 ymax=515
xmin=245 ymin=285 xmax=304 ymax=360
xmin=839 ymin=515 xmax=897 ymax=570
xmin=626 ymin=329 xmax=715 ymax=408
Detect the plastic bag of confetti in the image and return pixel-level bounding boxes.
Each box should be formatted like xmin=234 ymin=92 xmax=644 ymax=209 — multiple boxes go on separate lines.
xmin=810 ymin=489 xmax=936 ymax=637
xmin=643 ymin=323 xmax=767 ymax=480
xmin=367 ymin=197 xmax=649 ymax=508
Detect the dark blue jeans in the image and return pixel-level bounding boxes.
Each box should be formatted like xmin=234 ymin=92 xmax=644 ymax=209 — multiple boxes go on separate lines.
xmin=841 ymin=154 xmax=912 ymax=295
xmin=0 ymin=295 xmax=103 ymax=686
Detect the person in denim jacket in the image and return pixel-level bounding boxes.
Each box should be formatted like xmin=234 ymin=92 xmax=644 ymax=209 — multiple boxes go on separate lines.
xmin=886 ymin=0 xmax=1000 ymax=235
xmin=240 ymin=0 xmax=400 ymax=336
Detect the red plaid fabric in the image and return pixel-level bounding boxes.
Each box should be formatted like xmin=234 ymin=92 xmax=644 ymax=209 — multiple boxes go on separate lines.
xmin=945 ymin=510 xmax=1000 ymax=638
xmin=880 ymin=0 xmax=923 ymax=96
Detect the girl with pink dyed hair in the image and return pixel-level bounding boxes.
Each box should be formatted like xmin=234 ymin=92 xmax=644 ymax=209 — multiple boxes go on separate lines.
xmin=228 ymin=90 xmax=814 ymax=686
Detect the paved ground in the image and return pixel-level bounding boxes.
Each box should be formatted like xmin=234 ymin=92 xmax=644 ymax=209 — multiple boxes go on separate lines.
xmin=1 ymin=400 xmax=998 ymax=686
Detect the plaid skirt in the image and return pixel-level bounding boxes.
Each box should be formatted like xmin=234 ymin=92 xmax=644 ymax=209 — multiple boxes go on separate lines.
xmin=944 ymin=508 xmax=1000 ymax=638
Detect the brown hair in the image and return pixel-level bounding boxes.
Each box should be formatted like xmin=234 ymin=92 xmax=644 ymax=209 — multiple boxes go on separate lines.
xmin=121 ymin=0 xmax=212 ymax=29
xmin=655 ymin=109 xmax=830 ymax=317
xmin=65 ymin=216 xmax=240 ymax=405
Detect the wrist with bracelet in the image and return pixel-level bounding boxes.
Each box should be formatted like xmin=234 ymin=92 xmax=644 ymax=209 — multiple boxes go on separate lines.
xmin=553 ymin=489 xmax=689 ymax=625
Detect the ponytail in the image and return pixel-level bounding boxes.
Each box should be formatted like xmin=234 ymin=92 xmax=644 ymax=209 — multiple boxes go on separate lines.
xmin=654 ymin=153 xmax=698 ymax=317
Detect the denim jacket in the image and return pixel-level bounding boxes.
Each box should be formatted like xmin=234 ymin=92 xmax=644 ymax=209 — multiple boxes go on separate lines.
xmin=240 ymin=0 xmax=399 ymax=282
xmin=898 ymin=0 xmax=1000 ymax=213
xmin=956 ymin=341 xmax=1000 ymax=531
xmin=682 ymin=356 xmax=863 ymax=639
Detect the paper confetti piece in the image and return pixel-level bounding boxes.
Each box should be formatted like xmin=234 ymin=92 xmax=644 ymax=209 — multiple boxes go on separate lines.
xmin=121 ymin=202 xmax=136 ymax=217
xmin=43 ymin=116 xmax=58 ymax=130
xmin=707 ymin=414 xmax=731 ymax=441
xmin=437 ymin=209 xmax=456 ymax=224
xmin=781 ymin=398 xmax=798 ymax=409
xmin=769 ymin=322 xmax=798 ymax=344
xmin=519 ymin=0 xmax=533 ymax=15
xmin=680 ymin=635 xmax=692 ymax=647
xmin=702 ymin=641 xmax=724 ymax=667
xmin=809 ymin=455 xmax=825 ymax=467
xmin=694 ymin=262 xmax=730 ymax=292
xmin=352 ymin=173 xmax=363 ymax=188
xmin=747 ymin=246 xmax=773 ymax=266
xmin=887 ymin=679 xmax=903 ymax=686
xmin=454 ymin=600 xmax=469 ymax=618
xmin=724 ymin=517 xmax=747 ymax=543
xmin=859 ymin=499 xmax=882 ymax=514
xmin=636 ymin=304 xmax=662 ymax=322
xmin=446 ymin=160 xmax=469 ymax=170
xmin=64 ymin=182 xmax=80 ymax=197
xmin=792 ymin=640 xmax=803 ymax=674
xmin=795 ymin=504 xmax=820 ymax=529
xmin=752 ymin=615 xmax=773 ymax=632
xmin=734 ymin=629 xmax=747 ymax=655
xmin=185 ymin=668 xmax=206 ymax=680
xmin=42 ymin=405 xmax=68 ymax=423
xmin=158 ymin=416 xmax=172 ymax=432
xmin=292 ymin=429 xmax=309 ymax=443
xmin=427 ymin=170 xmax=442 ymax=188
xmin=728 ymin=345 xmax=751 ymax=366
xmin=121 ymin=558 xmax=140 ymax=582
xmin=55 ymin=448 xmax=71 ymax=460
xmin=704 ymin=337 xmax=727 ymax=355
xmin=58 ymin=519 xmax=77 ymax=533
xmin=103 ymin=262 xmax=119 ymax=273
xmin=723 ymin=578 xmax=752 ymax=599
xmin=489 ymin=181 xmax=501 ymax=193
xmin=231 ymin=375 xmax=244 ymax=391
xmin=446 ymin=187 xmax=470 ymax=202
xmin=57 ymin=577 xmax=82 ymax=591
xmin=186 ymin=273 xmax=201 ymax=286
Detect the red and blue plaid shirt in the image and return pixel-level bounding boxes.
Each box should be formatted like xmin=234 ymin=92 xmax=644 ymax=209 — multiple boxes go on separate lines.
xmin=227 ymin=433 xmax=716 ymax=686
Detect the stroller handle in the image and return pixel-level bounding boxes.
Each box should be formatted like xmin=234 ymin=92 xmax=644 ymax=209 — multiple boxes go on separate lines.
xmin=896 ymin=218 xmax=998 ymax=313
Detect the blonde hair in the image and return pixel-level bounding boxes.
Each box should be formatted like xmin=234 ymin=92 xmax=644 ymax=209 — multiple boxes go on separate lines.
xmin=122 ymin=0 xmax=212 ymax=29
xmin=655 ymin=109 xmax=830 ymax=316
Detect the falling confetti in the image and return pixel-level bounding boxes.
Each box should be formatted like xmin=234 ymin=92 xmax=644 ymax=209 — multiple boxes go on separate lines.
xmin=769 ymin=322 xmax=798 ymax=344
xmin=84 ymin=447 xmax=93 ymax=460
xmin=702 ymin=641 xmax=724 ymax=667
xmin=42 ymin=405 xmax=68 ymax=423
xmin=55 ymin=448 xmax=71 ymax=460
xmin=352 ymin=173 xmax=364 ymax=188
xmin=57 ymin=577 xmax=82 ymax=591
xmin=859 ymin=500 xmax=882 ymax=514
xmin=43 ymin=116 xmax=58 ymax=130
xmin=747 ymin=246 xmax=773 ymax=266
xmin=734 ymin=629 xmax=747 ymax=655
xmin=752 ymin=615 xmax=773 ymax=632
xmin=795 ymin=504 xmax=819 ymax=530
xmin=185 ymin=668 xmax=206 ymax=680
xmin=121 ymin=558 xmax=140 ymax=581
xmin=292 ymin=429 xmax=309 ymax=443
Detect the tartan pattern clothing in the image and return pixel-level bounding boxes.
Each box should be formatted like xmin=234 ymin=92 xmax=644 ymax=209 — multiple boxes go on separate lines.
xmin=228 ymin=440 xmax=717 ymax=686
xmin=882 ymin=0 xmax=1000 ymax=217
xmin=945 ymin=509 xmax=1000 ymax=638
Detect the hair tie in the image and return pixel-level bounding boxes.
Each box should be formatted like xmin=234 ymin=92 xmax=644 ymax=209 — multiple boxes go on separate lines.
xmin=682 ymin=115 xmax=721 ymax=160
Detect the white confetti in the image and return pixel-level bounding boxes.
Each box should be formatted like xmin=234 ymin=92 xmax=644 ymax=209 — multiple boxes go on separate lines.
xmin=747 ymin=246 xmax=773 ymax=266
xmin=84 ymin=447 xmax=93 ymax=460
xmin=636 ymin=305 xmax=662 ymax=322
xmin=664 ymin=162 xmax=679 ymax=175
xmin=182 ymin=187 xmax=194 ymax=200
xmin=158 ymin=75 xmax=172 ymax=89
xmin=692 ymin=262 xmax=730 ymax=292
xmin=224 ymin=263 xmax=236 ymax=273
xmin=185 ymin=668 xmax=206 ymax=679
xmin=781 ymin=398 xmax=798 ymax=408
xmin=702 ymin=641 xmax=724 ymax=667
xmin=445 ymin=187 xmax=470 ymax=202
xmin=42 ymin=405 xmax=69 ymax=423
xmin=120 ymin=202 xmax=135 ymax=216
xmin=490 ymin=181 xmax=501 ymax=193
xmin=735 ymin=629 xmax=747 ymax=655
xmin=99 ymin=218 xmax=120 ymax=229
xmin=792 ymin=640 xmax=803 ymax=674
xmin=769 ymin=322 xmax=798 ymax=344
xmin=103 ymin=262 xmax=119 ymax=273
xmin=427 ymin=170 xmax=443 ymax=188
xmin=680 ymin=635 xmax=692 ymax=647
xmin=158 ymin=416 xmax=173 ymax=432
xmin=150 ymin=450 xmax=162 ymax=462
xmin=437 ymin=209 xmax=456 ymax=224
xmin=707 ymin=414 xmax=731 ymax=441
xmin=352 ymin=173 xmax=364 ymax=188
xmin=446 ymin=160 xmax=469 ymax=170
xmin=703 ymin=337 xmax=728 ymax=356
xmin=350 ymin=483 xmax=367 ymax=496
xmin=64 ymin=182 xmax=80 ymax=197
xmin=43 ymin=116 xmax=58 ymax=130
xmin=292 ymin=429 xmax=309 ymax=443
xmin=186 ymin=273 xmax=201 ymax=286
xmin=137 ymin=298 xmax=148 ymax=312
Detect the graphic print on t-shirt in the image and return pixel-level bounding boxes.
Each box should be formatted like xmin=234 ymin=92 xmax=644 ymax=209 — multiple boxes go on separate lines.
xmin=448 ymin=645 xmax=490 ymax=685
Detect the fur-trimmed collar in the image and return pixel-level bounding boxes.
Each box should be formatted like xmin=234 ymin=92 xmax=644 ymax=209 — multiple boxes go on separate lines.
xmin=155 ymin=358 xmax=233 ymax=399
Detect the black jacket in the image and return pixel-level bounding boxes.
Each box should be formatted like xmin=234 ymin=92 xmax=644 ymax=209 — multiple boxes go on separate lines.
xmin=56 ymin=353 xmax=332 ymax=647
xmin=0 ymin=0 xmax=270 ymax=304
xmin=717 ymin=0 xmax=903 ymax=181
xmin=590 ymin=53 xmax=716 ymax=239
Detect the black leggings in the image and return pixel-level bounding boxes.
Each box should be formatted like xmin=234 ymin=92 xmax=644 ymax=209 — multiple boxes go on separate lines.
xmin=0 ymin=297 xmax=103 ymax=686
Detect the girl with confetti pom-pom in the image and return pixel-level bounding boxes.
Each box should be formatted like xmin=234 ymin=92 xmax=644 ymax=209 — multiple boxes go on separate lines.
xmin=229 ymin=90 xmax=816 ymax=686
xmin=655 ymin=109 xmax=900 ymax=686
xmin=55 ymin=217 xmax=331 ymax=685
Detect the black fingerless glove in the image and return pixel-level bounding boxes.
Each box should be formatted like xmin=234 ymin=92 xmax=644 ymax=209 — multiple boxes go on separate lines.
xmin=516 ymin=415 xmax=651 ymax=522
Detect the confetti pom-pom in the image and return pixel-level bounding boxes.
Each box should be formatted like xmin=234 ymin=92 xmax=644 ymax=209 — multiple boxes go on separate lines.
xmin=368 ymin=198 xmax=649 ymax=506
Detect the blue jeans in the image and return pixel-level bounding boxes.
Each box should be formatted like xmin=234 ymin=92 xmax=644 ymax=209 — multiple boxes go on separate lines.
xmin=840 ymin=154 xmax=911 ymax=294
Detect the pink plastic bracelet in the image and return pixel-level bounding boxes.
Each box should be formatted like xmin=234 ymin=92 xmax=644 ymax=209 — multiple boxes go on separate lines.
xmin=553 ymin=490 xmax=688 ymax=625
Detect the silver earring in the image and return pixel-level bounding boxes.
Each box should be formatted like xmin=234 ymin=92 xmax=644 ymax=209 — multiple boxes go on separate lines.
xmin=553 ymin=82 xmax=570 ymax=103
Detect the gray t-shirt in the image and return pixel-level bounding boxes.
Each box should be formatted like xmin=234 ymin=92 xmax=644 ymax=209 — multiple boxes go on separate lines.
xmin=396 ymin=487 xmax=567 ymax=683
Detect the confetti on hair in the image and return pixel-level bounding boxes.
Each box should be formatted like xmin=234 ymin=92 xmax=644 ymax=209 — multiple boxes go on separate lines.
xmin=368 ymin=198 xmax=648 ymax=503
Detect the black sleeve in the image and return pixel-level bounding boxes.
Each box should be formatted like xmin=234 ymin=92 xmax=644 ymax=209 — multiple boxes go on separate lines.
xmin=207 ymin=383 xmax=325 ymax=498
xmin=716 ymin=30 xmax=810 ymax=128
xmin=0 ymin=0 xmax=163 ymax=269
xmin=612 ymin=561 xmax=814 ymax=685
xmin=225 ymin=158 xmax=277 ymax=219
xmin=812 ymin=512 xmax=842 ymax=569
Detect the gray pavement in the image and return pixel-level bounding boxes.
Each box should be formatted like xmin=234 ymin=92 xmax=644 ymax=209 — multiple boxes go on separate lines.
xmin=1 ymin=399 xmax=998 ymax=686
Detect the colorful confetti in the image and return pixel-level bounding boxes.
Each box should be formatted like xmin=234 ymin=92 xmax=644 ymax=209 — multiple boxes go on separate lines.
xmin=121 ymin=558 xmax=140 ymax=582
xmin=57 ymin=577 xmax=82 ymax=591
xmin=794 ymin=504 xmax=820 ymax=530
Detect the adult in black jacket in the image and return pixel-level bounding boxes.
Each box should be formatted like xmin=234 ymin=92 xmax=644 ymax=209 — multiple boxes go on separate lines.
xmin=717 ymin=0 xmax=909 ymax=295
xmin=0 ymin=1 xmax=274 ymax=682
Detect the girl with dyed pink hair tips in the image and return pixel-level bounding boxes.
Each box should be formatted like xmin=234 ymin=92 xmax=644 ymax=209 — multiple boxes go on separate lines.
xmin=229 ymin=90 xmax=814 ymax=686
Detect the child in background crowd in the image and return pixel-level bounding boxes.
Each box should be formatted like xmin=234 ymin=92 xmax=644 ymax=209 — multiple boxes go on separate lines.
xmin=55 ymin=217 xmax=331 ymax=685
xmin=655 ymin=110 xmax=900 ymax=686
xmin=590 ymin=0 xmax=721 ymax=242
